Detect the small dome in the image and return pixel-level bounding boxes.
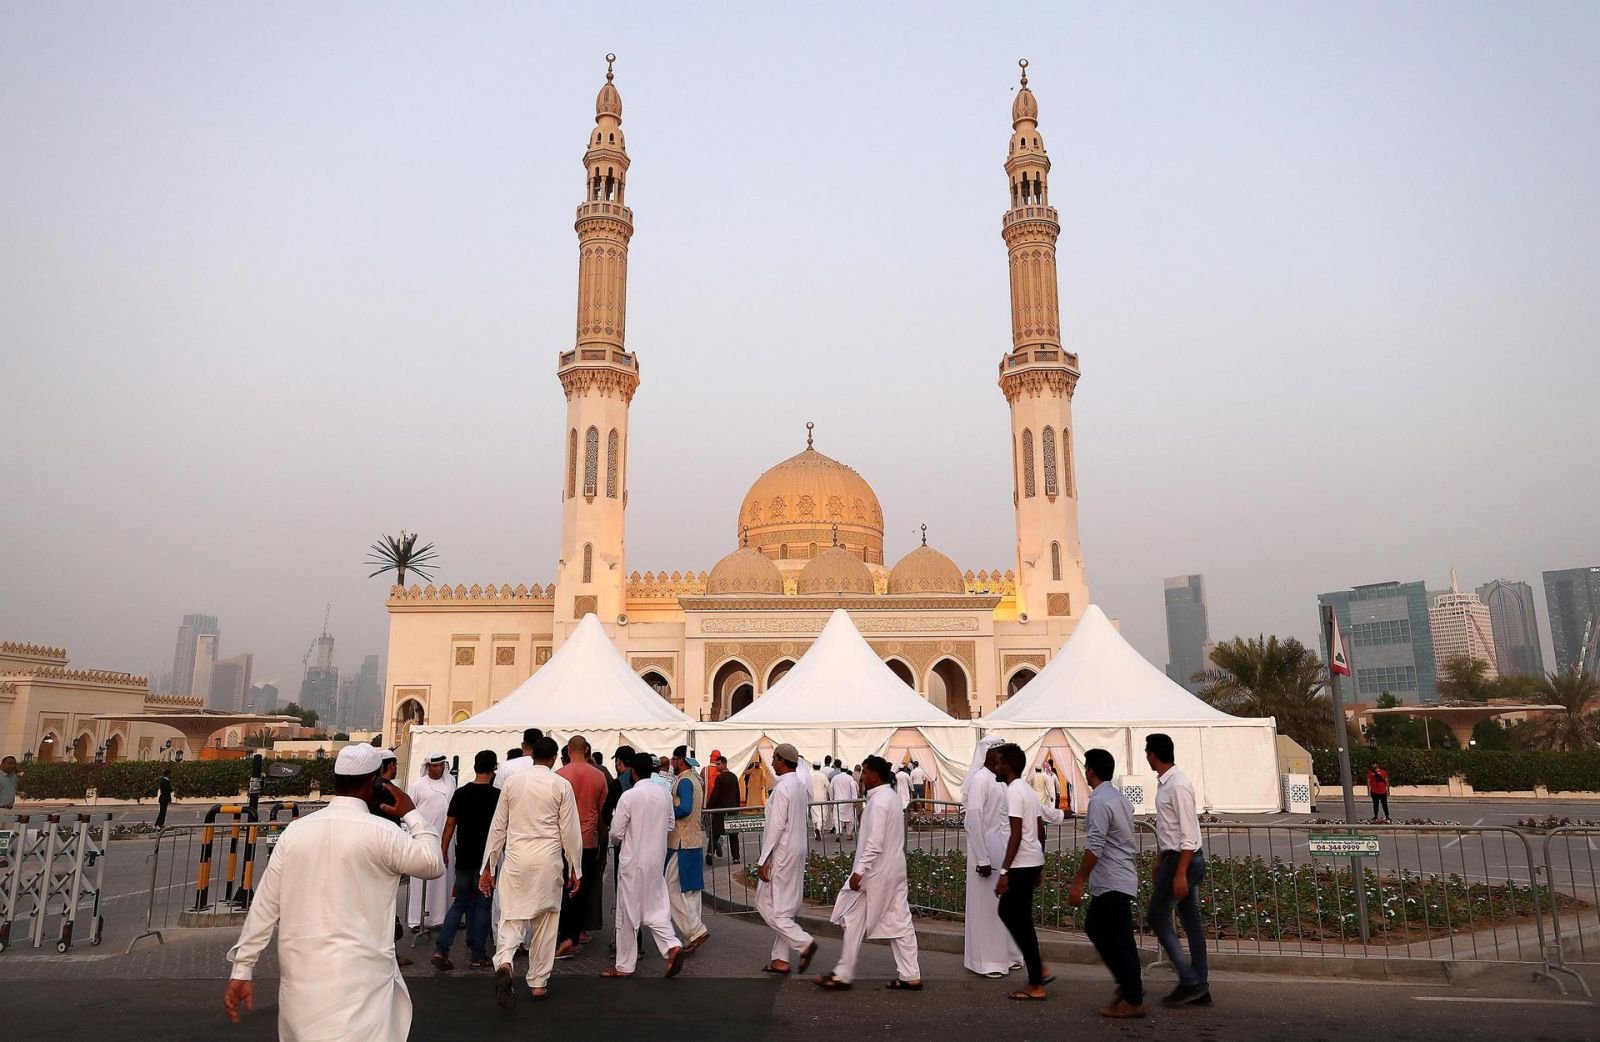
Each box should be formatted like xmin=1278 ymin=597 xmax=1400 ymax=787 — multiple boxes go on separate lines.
xmin=1012 ymin=86 xmax=1037 ymax=125
xmin=707 ymin=547 xmax=784 ymax=596
xmin=796 ymin=546 xmax=875 ymax=596
xmin=596 ymin=81 xmax=622 ymax=119
xmin=888 ymin=544 xmax=965 ymax=595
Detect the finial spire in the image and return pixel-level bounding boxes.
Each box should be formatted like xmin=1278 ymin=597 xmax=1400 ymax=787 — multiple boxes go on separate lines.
xmin=920 ymin=523 xmax=928 ymax=547
xmin=1018 ymin=57 xmax=1029 ymax=89
xmin=606 ymin=53 xmax=616 ymax=83
xmin=805 ymin=421 xmax=814 ymax=449
xmin=741 ymin=525 xmax=748 ymax=548
xmin=830 ymin=522 xmax=839 ymax=547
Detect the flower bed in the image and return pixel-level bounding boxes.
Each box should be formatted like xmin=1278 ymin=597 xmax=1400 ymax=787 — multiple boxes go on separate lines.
xmin=1516 ymin=815 xmax=1600 ymax=831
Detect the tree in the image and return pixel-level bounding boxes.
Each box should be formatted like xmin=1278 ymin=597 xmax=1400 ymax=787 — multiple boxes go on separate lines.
xmin=1367 ymin=692 xmax=1451 ymax=748
xmin=1437 ymin=657 xmax=1494 ymax=702
xmin=280 ymin=701 xmax=319 ymax=729
xmin=1520 ymin=663 xmax=1600 ymax=752
xmin=1193 ymin=635 xmax=1332 ymax=748
xmin=367 ymin=530 xmax=439 ymax=589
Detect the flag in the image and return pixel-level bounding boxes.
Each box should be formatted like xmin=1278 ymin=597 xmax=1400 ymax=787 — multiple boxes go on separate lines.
xmin=1329 ymin=615 xmax=1353 ymax=677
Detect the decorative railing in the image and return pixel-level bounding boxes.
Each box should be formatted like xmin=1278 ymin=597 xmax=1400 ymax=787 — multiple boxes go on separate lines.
xmin=1 ymin=665 xmax=149 ymax=687
xmin=626 ymin=570 xmax=709 ymax=598
xmin=0 ymin=641 xmax=68 ymax=659
xmin=389 ymin=583 xmax=556 ymax=601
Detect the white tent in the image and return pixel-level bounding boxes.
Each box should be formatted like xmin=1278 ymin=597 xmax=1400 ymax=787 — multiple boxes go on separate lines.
xmin=405 ymin=613 xmax=692 ymax=773
xmin=702 ymin=609 xmax=978 ymax=797
xmin=983 ymin=605 xmax=1281 ymax=813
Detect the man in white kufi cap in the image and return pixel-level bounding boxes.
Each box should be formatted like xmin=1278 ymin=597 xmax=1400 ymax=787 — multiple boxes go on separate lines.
xmin=224 ymin=743 xmax=444 ymax=1040
xmin=407 ymin=754 xmax=456 ymax=931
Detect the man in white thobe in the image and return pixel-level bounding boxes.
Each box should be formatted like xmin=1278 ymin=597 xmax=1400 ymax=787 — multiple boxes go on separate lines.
xmin=480 ymin=736 xmax=581 ymax=1006
xmin=489 ymin=728 xmax=541 ymax=933
xmin=829 ymin=764 xmax=858 ymax=838
xmin=604 ymin=750 xmax=685 ymax=978
xmin=894 ymin=765 xmax=913 ymax=809
xmin=756 ymin=743 xmax=818 ymax=973
xmin=809 ymin=759 xmax=831 ymax=838
xmin=962 ymin=736 xmax=1022 ymax=977
xmin=406 ymin=755 xmax=455 ymax=930
xmin=224 ymin=744 xmax=444 ymax=1040
xmin=817 ymin=755 xmax=921 ymax=990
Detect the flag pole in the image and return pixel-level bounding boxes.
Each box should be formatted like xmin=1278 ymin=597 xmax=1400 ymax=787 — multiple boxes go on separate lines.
xmin=1321 ymin=603 xmax=1370 ymax=944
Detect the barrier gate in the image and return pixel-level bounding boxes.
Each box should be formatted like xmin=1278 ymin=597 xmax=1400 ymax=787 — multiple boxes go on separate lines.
xmin=0 ymin=813 xmax=110 ymax=953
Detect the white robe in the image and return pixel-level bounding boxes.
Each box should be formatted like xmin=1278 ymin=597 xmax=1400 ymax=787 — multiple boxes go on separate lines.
xmin=834 ymin=784 xmax=915 ymax=939
xmin=482 ymin=765 xmax=581 ymax=920
xmin=962 ymin=765 xmax=1021 ymax=974
xmin=227 ymin=797 xmax=444 ymax=1042
xmin=829 ymin=770 xmax=858 ymax=825
xmin=894 ymin=771 xmax=912 ymax=809
xmin=406 ymin=772 xmax=455 ymax=927
xmin=809 ymin=769 xmax=831 ymax=831
xmin=755 ymin=770 xmax=810 ymax=929
xmin=609 ymin=780 xmax=674 ymax=933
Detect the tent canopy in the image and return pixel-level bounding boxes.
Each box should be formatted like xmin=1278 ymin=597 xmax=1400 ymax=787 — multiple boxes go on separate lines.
xmin=722 ymin=608 xmax=959 ymax=726
xmin=987 ymin=604 xmax=1233 ymax=724
xmin=460 ymin=613 xmax=689 ymax=727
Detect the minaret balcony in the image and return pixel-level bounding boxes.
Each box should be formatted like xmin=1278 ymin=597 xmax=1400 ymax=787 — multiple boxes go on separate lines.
xmin=1002 ymin=205 xmax=1059 ymax=230
xmin=558 ymin=347 xmax=637 ymax=372
xmin=576 ymin=200 xmax=634 ymax=223
xmin=999 ymin=345 xmax=1080 ymax=376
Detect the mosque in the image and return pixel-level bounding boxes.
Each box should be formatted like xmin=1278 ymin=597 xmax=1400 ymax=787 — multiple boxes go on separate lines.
xmin=383 ymin=58 xmax=1091 ymax=740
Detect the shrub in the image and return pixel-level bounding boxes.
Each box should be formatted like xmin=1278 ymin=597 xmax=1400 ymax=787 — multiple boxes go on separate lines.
xmin=17 ymin=757 xmax=338 ymax=800
xmin=1312 ymin=748 xmax=1600 ymax=792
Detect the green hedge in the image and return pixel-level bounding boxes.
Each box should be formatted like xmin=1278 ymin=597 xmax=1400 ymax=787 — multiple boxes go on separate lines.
xmin=17 ymin=757 xmax=338 ymax=801
xmin=1312 ymin=748 xmax=1600 ymax=792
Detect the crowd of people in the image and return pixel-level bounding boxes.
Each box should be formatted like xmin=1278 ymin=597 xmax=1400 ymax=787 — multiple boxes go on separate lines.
xmin=220 ymin=728 xmax=1211 ymax=1036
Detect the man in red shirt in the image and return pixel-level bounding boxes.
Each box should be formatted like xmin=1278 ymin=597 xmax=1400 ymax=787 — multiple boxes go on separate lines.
xmin=1365 ymin=764 xmax=1391 ymax=823
xmin=556 ymin=734 xmax=611 ymax=957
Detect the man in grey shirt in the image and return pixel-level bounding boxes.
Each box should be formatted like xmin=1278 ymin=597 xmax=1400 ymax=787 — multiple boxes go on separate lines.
xmin=1069 ymin=747 xmax=1143 ymax=1018
xmin=0 ymin=756 xmax=20 ymax=809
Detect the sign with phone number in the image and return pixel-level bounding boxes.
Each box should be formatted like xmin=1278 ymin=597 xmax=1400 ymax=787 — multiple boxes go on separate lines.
xmin=722 ymin=816 xmax=766 ymax=834
xmin=1308 ymin=834 xmax=1380 ymax=857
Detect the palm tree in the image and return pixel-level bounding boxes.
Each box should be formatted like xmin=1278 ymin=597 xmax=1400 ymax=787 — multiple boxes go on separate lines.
xmin=366 ymin=530 xmax=439 ymax=588
xmin=1193 ymin=635 xmax=1333 ymax=748
xmin=1437 ymin=656 xmax=1494 ymax=702
xmin=1521 ymin=664 xmax=1600 ymax=752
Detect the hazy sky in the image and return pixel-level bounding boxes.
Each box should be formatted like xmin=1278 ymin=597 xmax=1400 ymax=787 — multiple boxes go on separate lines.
xmin=3 ymin=3 xmax=1596 ymax=693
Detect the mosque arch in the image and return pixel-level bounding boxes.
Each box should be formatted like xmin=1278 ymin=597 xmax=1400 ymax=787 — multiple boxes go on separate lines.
xmin=393 ymin=698 xmax=426 ymax=742
xmin=765 ymin=659 xmax=796 ymax=690
xmin=1004 ymin=666 xmax=1038 ymax=702
xmin=582 ymin=543 xmax=594 ymax=583
xmin=451 ymin=709 xmax=471 ymax=724
xmin=1021 ymin=429 xmax=1036 ymax=498
xmin=36 ymin=731 xmax=59 ymax=762
xmin=730 ymin=685 xmax=754 ymax=715
xmin=1051 ymin=542 xmax=1062 ymax=581
xmin=583 ymin=426 xmax=600 ymax=497
xmin=884 ymin=657 xmax=916 ymax=689
xmin=606 ymin=429 xmax=620 ymax=498
xmin=1042 ymin=426 xmax=1058 ymax=496
xmin=72 ymin=731 xmax=94 ymax=763
xmin=639 ymin=670 xmax=672 ymax=702
xmin=103 ymin=732 xmax=124 ymax=763
xmin=927 ymin=658 xmax=972 ymax=719
xmin=710 ymin=658 xmax=755 ymax=722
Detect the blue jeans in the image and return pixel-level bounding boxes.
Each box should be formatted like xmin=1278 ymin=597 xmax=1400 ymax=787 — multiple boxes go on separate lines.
xmin=435 ymin=868 xmax=491 ymax=962
xmin=1147 ymin=851 xmax=1207 ymax=987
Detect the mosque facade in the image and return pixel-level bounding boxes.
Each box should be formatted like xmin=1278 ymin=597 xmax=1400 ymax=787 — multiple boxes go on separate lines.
xmin=383 ymin=58 xmax=1090 ymax=739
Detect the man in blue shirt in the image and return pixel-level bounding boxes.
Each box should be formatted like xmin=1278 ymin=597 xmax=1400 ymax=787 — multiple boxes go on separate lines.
xmin=1069 ymin=747 xmax=1144 ymax=1019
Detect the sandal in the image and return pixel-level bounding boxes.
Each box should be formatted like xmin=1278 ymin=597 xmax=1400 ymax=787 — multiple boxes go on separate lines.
xmin=599 ymin=968 xmax=634 ymax=979
xmin=663 ymin=947 xmax=685 ymax=978
xmin=886 ymin=979 xmax=923 ymax=991
xmin=797 ymin=940 xmax=819 ymax=972
xmin=430 ymin=952 xmax=453 ymax=972
xmin=761 ymin=962 xmax=791 ymax=975
xmin=814 ymin=973 xmax=851 ymax=990
xmin=1009 ymin=990 xmax=1047 ymax=1002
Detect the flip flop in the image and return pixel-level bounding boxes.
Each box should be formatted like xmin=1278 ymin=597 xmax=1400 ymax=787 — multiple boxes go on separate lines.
xmin=797 ymin=940 xmax=819 ymax=972
xmin=599 ymin=968 xmax=634 ymax=979
xmin=885 ymin=979 xmax=923 ymax=991
xmin=761 ymin=962 xmax=791 ymax=975
xmin=1041 ymin=975 xmax=1056 ymax=984
xmin=1009 ymin=990 xmax=1047 ymax=1002
xmin=814 ymin=973 xmax=851 ymax=990
xmin=664 ymin=947 xmax=685 ymax=978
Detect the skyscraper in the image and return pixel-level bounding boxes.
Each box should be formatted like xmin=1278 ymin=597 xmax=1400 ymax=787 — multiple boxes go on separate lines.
xmin=1429 ymin=571 xmax=1498 ymax=679
xmin=1477 ymin=579 xmax=1545 ymax=678
xmin=1318 ymin=580 xmax=1438 ymax=704
xmin=1543 ymin=566 xmax=1600 ymax=677
xmin=248 ymin=681 xmax=278 ymax=713
xmin=297 ymin=623 xmax=338 ymax=725
xmin=351 ymin=654 xmax=383 ymax=731
xmin=190 ymin=632 xmax=217 ymax=706
xmin=208 ymin=652 xmax=254 ymax=712
xmin=169 ymin=614 xmax=219 ymax=696
xmin=1163 ymin=574 xmax=1210 ymax=692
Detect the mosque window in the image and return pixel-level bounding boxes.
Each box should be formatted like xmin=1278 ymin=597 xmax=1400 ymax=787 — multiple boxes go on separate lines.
xmin=808 ymin=542 xmax=818 ymax=559
xmin=1051 ymin=541 xmax=1062 ymax=581
xmin=584 ymin=426 xmax=599 ymax=497
xmin=567 ymin=428 xmax=578 ymax=499
xmin=1063 ymin=428 xmax=1074 ymax=495
xmin=1042 ymin=426 xmax=1058 ymax=496
xmin=1021 ymin=428 xmax=1036 ymax=498
xmin=606 ymin=429 xmax=620 ymax=498
xmin=582 ymin=543 xmax=593 ymax=583
xmin=779 ymin=544 xmax=788 ymax=560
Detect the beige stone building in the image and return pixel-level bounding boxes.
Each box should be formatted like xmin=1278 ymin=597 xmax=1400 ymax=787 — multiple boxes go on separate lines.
xmin=384 ymin=58 xmax=1092 ymax=740
xmin=1430 ymin=570 xmax=1500 ymax=678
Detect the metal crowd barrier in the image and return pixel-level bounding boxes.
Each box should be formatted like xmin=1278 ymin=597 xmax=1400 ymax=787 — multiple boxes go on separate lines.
xmin=0 ymin=812 xmax=110 ymax=953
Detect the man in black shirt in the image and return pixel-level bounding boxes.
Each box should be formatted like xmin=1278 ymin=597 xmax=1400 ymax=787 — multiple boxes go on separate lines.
xmin=432 ymin=750 xmax=501 ymax=970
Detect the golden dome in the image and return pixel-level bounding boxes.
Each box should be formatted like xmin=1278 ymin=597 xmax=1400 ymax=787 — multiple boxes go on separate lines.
xmin=737 ymin=427 xmax=884 ymax=567
xmin=888 ymin=544 xmax=965 ymax=595
xmin=796 ymin=546 xmax=875 ymax=596
xmin=707 ymin=547 xmax=784 ymax=596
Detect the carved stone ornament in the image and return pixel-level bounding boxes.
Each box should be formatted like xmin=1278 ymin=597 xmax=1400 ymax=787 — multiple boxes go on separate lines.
xmin=495 ymin=646 xmax=516 ymax=666
xmin=455 ymin=646 xmax=476 ymax=666
xmin=1047 ymin=593 xmax=1071 ymax=617
xmin=574 ymin=595 xmax=598 ymax=618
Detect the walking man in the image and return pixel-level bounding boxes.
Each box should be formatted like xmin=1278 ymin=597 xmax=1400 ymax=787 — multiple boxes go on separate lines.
xmin=555 ymin=735 xmax=609 ymax=958
xmin=480 ymin=736 xmax=581 ymax=1006
xmin=756 ymin=743 xmax=818 ymax=974
xmin=1069 ymin=748 xmax=1144 ymax=1018
xmin=909 ymin=760 xmax=927 ymax=805
xmin=810 ymin=756 xmax=832 ymax=837
xmin=407 ymin=755 xmax=455 ymax=933
xmin=962 ymin=736 xmax=1020 ymax=977
xmin=894 ymin=765 xmax=913 ymax=810
xmin=667 ymin=746 xmax=711 ymax=952
xmin=603 ymin=751 xmax=685 ymax=979
xmin=991 ymin=742 xmax=1054 ymax=1001
xmin=1146 ymin=732 xmax=1210 ymax=1008
xmin=0 ymin=755 xmax=21 ymax=810
xmin=828 ymin=763 xmax=858 ymax=839
xmin=154 ymin=765 xmax=173 ymax=828
xmin=224 ymin=745 xmax=444 ymax=1038
xmin=816 ymin=756 xmax=921 ymax=991
xmin=433 ymin=750 xmax=500 ymax=972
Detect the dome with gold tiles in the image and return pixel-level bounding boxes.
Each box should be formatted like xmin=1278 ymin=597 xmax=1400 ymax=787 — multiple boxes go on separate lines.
xmin=888 ymin=542 xmax=965 ymax=595
xmin=706 ymin=546 xmax=785 ymax=596
xmin=737 ymin=426 xmax=884 ymax=568
xmin=796 ymin=546 xmax=876 ymax=596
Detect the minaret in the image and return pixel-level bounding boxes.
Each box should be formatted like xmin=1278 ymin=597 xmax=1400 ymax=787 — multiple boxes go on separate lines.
xmin=554 ymin=54 xmax=638 ymax=641
xmin=998 ymin=59 xmax=1088 ymax=623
